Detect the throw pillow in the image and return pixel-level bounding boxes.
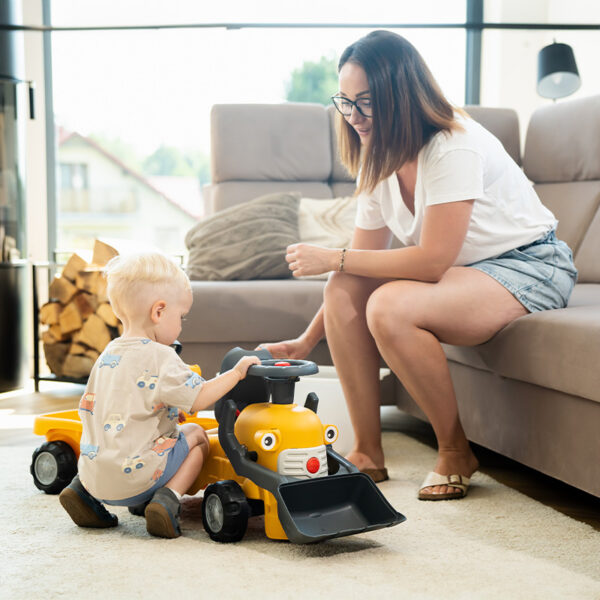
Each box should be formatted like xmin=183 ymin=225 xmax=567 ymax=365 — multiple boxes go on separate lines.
xmin=298 ymin=196 xmax=357 ymax=249
xmin=184 ymin=191 xmax=300 ymax=281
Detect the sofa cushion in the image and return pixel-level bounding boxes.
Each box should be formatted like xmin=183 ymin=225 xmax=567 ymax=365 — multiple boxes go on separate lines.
xmin=464 ymin=105 xmax=521 ymax=165
xmin=523 ymin=95 xmax=600 ymax=183
xmin=206 ymin=181 xmax=333 ymax=214
xmin=298 ymin=196 xmax=357 ymax=248
xmin=534 ymin=181 xmax=600 ymax=256
xmin=210 ymin=103 xmax=332 ymax=183
xmin=446 ymin=284 xmax=600 ymax=404
xmin=180 ymin=279 xmax=326 ymax=344
xmin=184 ymin=192 xmax=300 ymax=281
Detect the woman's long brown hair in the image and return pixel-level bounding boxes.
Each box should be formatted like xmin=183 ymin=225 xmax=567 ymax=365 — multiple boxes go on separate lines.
xmin=337 ymin=30 xmax=461 ymax=195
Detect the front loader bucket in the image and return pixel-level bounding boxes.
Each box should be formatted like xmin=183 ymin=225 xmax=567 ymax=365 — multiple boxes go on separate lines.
xmin=275 ymin=472 xmax=406 ymax=544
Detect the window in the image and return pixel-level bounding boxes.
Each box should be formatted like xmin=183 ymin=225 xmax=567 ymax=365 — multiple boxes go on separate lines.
xmin=48 ymin=1 xmax=467 ymax=257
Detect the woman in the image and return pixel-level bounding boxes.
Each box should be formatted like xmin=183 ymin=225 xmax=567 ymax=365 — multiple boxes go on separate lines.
xmin=261 ymin=30 xmax=577 ymax=500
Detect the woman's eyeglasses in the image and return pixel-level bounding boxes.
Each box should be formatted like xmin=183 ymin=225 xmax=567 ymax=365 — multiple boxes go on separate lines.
xmin=331 ymin=95 xmax=372 ymax=118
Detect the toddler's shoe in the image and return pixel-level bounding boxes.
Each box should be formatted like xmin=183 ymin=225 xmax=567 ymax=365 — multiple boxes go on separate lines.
xmin=128 ymin=500 xmax=150 ymax=517
xmin=59 ymin=475 xmax=118 ymax=528
xmin=144 ymin=487 xmax=181 ymax=538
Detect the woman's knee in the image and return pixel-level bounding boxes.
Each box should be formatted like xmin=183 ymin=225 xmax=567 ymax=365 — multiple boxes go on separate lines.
xmin=365 ymin=283 xmax=415 ymax=340
xmin=324 ymin=272 xmax=382 ymax=316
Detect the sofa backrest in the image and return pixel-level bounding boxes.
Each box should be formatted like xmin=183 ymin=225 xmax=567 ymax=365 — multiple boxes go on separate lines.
xmin=464 ymin=105 xmax=521 ymax=165
xmin=206 ymin=103 xmax=354 ymax=214
xmin=205 ymin=102 xmax=524 ymax=216
xmin=523 ymin=95 xmax=600 ymax=282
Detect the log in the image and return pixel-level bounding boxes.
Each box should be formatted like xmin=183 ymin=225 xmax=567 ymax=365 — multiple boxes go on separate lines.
xmin=72 ymin=292 xmax=97 ymax=319
xmin=75 ymin=269 xmax=102 ymax=295
xmin=92 ymin=239 xmax=119 ymax=266
xmin=74 ymin=313 xmax=111 ymax=353
xmin=41 ymin=329 xmax=58 ymax=344
xmin=68 ymin=342 xmax=88 ymax=355
xmin=62 ymin=354 xmax=95 ymax=379
xmin=59 ymin=301 xmax=83 ymax=335
xmin=61 ymin=253 xmax=88 ymax=282
xmin=97 ymin=303 xmax=120 ymax=327
xmin=49 ymin=323 xmax=69 ymax=342
xmin=43 ymin=342 xmax=70 ymax=377
xmin=39 ymin=302 xmax=61 ymax=325
xmin=40 ymin=240 xmax=121 ymax=379
xmin=49 ymin=275 xmax=77 ymax=304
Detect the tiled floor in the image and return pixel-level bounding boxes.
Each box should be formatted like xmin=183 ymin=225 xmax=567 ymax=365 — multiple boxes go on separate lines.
xmin=3 ymin=379 xmax=599 ymax=531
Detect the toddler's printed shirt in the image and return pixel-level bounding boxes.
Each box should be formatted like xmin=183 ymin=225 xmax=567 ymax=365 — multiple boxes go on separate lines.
xmin=77 ymin=337 xmax=204 ymax=501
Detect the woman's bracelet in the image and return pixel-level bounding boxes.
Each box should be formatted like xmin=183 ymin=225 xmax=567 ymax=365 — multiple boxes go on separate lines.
xmin=338 ymin=248 xmax=347 ymax=272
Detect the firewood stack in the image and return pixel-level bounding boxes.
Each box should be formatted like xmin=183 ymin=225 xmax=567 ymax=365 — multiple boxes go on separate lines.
xmin=40 ymin=240 xmax=123 ymax=379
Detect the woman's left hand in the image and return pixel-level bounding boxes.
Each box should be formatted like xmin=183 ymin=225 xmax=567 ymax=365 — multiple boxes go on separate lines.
xmin=286 ymin=243 xmax=338 ymax=277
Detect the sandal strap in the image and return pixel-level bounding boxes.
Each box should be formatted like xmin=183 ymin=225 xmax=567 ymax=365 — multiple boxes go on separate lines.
xmin=420 ymin=471 xmax=470 ymax=492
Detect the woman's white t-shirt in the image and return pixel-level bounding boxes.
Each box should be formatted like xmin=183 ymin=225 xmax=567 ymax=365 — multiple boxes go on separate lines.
xmin=355 ymin=114 xmax=557 ymax=265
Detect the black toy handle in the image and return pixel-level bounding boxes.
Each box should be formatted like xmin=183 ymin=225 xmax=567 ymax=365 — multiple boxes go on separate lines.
xmin=218 ymin=398 xmax=283 ymax=491
xmin=248 ymin=359 xmax=319 ymax=379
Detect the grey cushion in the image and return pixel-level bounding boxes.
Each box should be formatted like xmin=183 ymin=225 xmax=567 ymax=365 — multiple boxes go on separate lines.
xmin=184 ymin=192 xmax=300 ymax=281
xmin=443 ymin=284 xmax=600 ymax=404
xmin=210 ymin=103 xmax=332 ymax=183
xmin=523 ymin=95 xmax=600 ymax=183
xmin=180 ymin=279 xmax=327 ymax=343
xmin=465 ymin=105 xmax=521 ymax=165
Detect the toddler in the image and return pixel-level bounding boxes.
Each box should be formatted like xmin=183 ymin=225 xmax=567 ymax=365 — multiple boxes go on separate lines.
xmin=59 ymin=251 xmax=259 ymax=538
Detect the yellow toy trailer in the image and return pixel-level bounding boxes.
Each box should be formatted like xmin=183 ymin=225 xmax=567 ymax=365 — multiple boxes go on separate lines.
xmin=31 ymin=348 xmax=405 ymax=544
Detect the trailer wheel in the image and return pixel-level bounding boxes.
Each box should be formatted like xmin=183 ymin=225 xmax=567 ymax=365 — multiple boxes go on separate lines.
xmin=202 ymin=480 xmax=249 ymax=543
xmin=30 ymin=441 xmax=77 ymax=494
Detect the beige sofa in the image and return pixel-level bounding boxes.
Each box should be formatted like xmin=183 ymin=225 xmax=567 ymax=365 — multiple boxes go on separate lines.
xmin=180 ymin=98 xmax=600 ymax=498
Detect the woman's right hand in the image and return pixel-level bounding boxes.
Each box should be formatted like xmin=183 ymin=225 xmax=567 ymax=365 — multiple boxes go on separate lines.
xmin=256 ymin=337 xmax=313 ymax=360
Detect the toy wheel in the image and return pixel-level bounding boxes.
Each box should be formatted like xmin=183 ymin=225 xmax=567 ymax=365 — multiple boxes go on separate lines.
xmin=30 ymin=441 xmax=78 ymax=494
xmin=202 ymin=480 xmax=250 ymax=543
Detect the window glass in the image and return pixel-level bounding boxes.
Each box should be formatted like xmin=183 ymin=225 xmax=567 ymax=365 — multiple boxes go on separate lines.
xmin=49 ymin=4 xmax=466 ymax=256
xmin=481 ymin=29 xmax=600 ymax=137
xmin=50 ymin=1 xmax=466 ymax=27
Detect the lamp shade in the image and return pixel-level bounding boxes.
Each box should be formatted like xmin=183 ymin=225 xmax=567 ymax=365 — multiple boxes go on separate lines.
xmin=537 ymin=42 xmax=581 ymax=99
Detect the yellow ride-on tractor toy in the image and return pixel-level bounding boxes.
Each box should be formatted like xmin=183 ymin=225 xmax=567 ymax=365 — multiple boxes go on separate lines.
xmin=30 ymin=347 xmax=406 ymax=544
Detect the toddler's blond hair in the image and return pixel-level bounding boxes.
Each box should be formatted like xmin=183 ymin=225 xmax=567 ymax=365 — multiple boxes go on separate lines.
xmin=105 ymin=252 xmax=191 ymax=320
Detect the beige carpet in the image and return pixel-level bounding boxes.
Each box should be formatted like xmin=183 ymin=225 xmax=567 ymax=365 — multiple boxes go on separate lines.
xmin=2 ymin=431 xmax=599 ymax=600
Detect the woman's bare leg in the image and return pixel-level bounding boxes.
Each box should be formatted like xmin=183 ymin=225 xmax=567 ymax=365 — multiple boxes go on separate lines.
xmin=323 ymin=272 xmax=388 ymax=470
xmin=365 ymin=267 xmax=528 ymax=496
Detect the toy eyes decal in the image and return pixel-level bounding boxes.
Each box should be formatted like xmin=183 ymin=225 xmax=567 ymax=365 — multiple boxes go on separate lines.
xmin=324 ymin=425 xmax=339 ymax=445
xmin=257 ymin=431 xmax=281 ymax=451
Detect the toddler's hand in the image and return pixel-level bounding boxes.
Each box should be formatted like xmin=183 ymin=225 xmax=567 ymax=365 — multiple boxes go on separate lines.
xmin=233 ymin=356 xmax=261 ymax=380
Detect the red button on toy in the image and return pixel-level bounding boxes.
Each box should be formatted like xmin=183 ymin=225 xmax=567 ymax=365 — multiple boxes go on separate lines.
xmin=274 ymin=361 xmax=291 ymax=366
xmin=306 ymin=457 xmax=320 ymax=474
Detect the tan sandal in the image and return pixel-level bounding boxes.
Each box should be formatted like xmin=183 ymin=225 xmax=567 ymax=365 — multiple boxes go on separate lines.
xmin=418 ymin=472 xmax=470 ymax=501
xmin=360 ymin=467 xmax=389 ymax=483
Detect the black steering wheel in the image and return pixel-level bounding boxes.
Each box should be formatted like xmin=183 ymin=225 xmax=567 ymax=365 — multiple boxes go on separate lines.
xmin=248 ymin=359 xmax=318 ymax=379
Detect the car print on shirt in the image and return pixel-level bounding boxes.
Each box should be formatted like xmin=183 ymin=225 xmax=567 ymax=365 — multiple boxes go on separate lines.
xmin=152 ymin=402 xmax=166 ymax=413
xmin=99 ymin=353 xmax=121 ymax=368
xmin=151 ymin=468 xmax=164 ymax=482
xmin=122 ymin=456 xmax=145 ymax=474
xmin=137 ymin=371 xmax=158 ymax=390
xmin=152 ymin=436 xmax=177 ymax=456
xmin=79 ymin=392 xmax=96 ymax=414
xmin=80 ymin=443 xmax=99 ymax=460
xmin=103 ymin=414 xmax=125 ymax=432
xmin=167 ymin=407 xmax=179 ymax=421
xmin=185 ymin=373 xmax=204 ymax=389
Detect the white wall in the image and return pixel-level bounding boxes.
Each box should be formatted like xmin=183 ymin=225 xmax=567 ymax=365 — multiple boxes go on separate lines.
xmin=481 ymin=0 xmax=600 ymax=148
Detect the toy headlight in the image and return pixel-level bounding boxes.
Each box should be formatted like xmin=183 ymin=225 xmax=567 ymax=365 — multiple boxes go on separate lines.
xmin=323 ymin=425 xmax=338 ymax=445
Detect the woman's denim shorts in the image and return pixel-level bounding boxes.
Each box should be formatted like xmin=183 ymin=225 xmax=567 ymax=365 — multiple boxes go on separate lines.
xmin=468 ymin=229 xmax=578 ymax=312
xmin=102 ymin=430 xmax=189 ymax=507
